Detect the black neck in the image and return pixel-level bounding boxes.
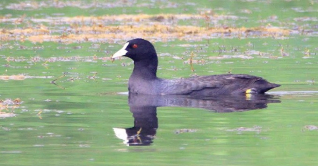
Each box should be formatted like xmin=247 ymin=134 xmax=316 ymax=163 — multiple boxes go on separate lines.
xmin=131 ymin=58 xmax=158 ymax=80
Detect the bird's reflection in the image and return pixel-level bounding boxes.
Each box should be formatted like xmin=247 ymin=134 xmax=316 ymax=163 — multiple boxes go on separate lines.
xmin=113 ymin=93 xmax=280 ymax=146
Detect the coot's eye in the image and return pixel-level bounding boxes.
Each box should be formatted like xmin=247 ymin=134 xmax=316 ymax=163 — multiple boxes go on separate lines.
xmin=132 ymin=44 xmax=138 ymax=49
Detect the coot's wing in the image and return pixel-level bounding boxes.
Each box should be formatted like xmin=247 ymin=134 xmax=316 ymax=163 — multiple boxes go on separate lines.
xmin=159 ymin=75 xmax=225 ymax=95
xmin=159 ymin=74 xmax=270 ymax=95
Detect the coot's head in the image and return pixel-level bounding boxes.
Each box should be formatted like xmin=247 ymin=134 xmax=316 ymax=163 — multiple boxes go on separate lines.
xmin=112 ymin=38 xmax=157 ymax=62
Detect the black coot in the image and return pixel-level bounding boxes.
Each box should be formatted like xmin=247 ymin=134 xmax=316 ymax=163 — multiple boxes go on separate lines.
xmin=112 ymin=38 xmax=280 ymax=96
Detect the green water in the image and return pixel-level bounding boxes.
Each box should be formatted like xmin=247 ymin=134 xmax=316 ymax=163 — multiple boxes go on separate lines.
xmin=1 ymin=0 xmax=318 ymax=166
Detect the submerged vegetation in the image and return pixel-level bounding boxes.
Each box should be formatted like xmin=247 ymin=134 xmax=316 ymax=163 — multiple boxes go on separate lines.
xmin=0 ymin=13 xmax=291 ymax=43
xmin=1 ymin=0 xmax=317 ymax=43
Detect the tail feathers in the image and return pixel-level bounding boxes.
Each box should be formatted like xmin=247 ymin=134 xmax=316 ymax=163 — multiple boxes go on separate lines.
xmin=262 ymin=83 xmax=280 ymax=93
xmin=252 ymin=80 xmax=280 ymax=94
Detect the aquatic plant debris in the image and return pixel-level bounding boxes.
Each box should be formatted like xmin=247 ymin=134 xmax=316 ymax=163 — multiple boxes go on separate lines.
xmin=303 ymin=125 xmax=318 ymax=131
xmin=0 ymin=75 xmax=53 ymax=80
xmin=0 ymin=98 xmax=22 ymax=118
xmin=0 ymin=14 xmax=291 ymax=43
xmin=175 ymin=129 xmax=197 ymax=134
xmin=225 ymin=126 xmax=263 ymax=134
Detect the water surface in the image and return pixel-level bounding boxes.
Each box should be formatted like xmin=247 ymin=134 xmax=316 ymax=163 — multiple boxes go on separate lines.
xmin=1 ymin=0 xmax=318 ymax=165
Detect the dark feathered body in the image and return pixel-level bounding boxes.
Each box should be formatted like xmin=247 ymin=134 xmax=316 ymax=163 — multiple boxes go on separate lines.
xmin=113 ymin=38 xmax=280 ymax=97
xmin=128 ymin=74 xmax=279 ymax=96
